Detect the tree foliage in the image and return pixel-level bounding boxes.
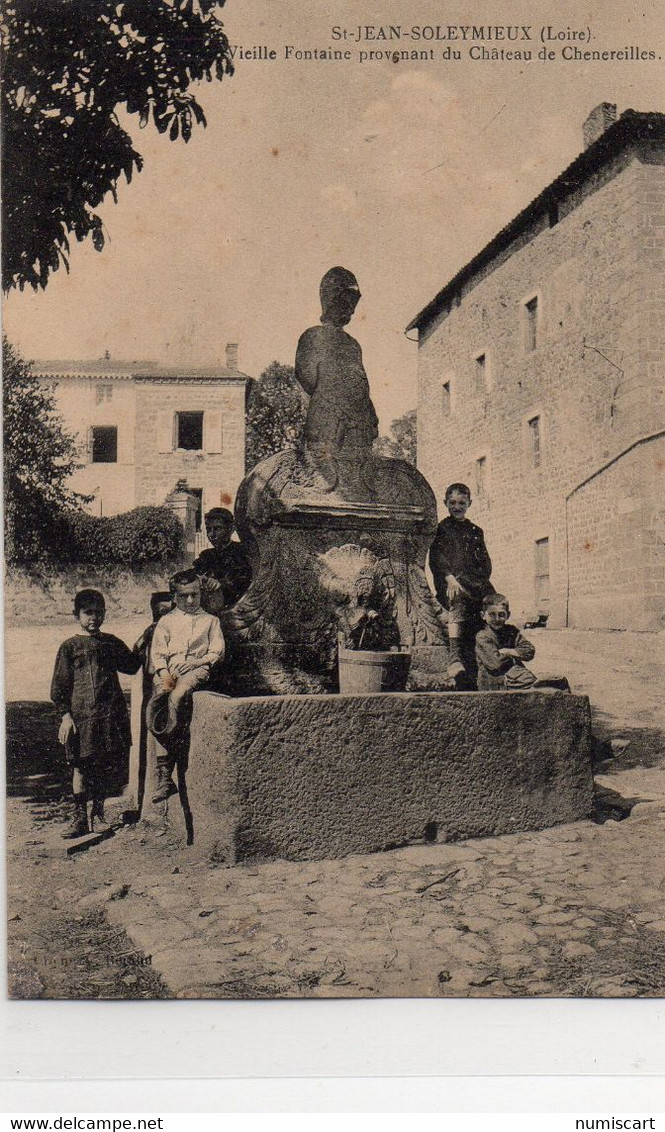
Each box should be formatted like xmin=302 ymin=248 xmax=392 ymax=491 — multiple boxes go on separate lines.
xmin=245 ymin=361 xmax=308 ymax=469
xmin=375 ymin=408 xmax=417 ymax=465
xmin=2 ymin=0 xmax=233 ymax=292
xmin=3 ymin=336 xmax=89 ymax=564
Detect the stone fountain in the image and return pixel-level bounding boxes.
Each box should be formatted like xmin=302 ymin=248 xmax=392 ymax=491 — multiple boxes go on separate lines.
xmin=218 ymin=266 xmax=450 ymax=697
xmin=185 ymin=269 xmax=594 ymax=862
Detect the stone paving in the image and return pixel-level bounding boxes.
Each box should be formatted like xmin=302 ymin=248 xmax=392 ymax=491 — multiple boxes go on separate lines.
xmin=93 ymin=765 xmax=665 ymax=998
xmin=6 ymin=624 xmax=665 ymax=999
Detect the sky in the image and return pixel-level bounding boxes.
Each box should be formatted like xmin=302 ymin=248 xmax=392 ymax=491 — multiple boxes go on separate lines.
xmin=4 ymin=0 xmax=665 ymax=429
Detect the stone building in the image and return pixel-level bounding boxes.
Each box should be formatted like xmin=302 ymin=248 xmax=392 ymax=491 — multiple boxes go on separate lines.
xmin=408 ymin=105 xmax=665 ymax=631
xmin=35 ymin=344 xmax=252 ymax=541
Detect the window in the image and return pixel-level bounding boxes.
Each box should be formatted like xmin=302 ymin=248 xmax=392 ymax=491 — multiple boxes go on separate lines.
xmin=441 ymin=380 xmax=451 ymax=417
xmin=95 ymin=384 xmax=113 ymax=405
xmin=475 ymin=455 xmax=488 ymax=498
xmin=524 ymin=295 xmax=539 ymax=352
xmin=91 ymin=426 xmax=118 ymax=463
xmin=535 ymin=537 xmax=550 ymax=616
xmin=527 ymin=415 xmax=541 ymax=467
xmin=176 ymin=411 xmax=204 ymax=450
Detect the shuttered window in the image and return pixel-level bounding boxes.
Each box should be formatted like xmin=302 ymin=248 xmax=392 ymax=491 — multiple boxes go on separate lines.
xmin=176 ymin=411 xmax=204 ymax=450
xmin=90 ymin=426 xmax=118 ymax=463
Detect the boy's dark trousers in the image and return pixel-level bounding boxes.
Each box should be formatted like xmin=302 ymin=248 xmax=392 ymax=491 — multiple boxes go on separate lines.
xmin=63 ymin=734 xmax=108 ymax=836
xmin=447 ymin=594 xmax=483 ymax=689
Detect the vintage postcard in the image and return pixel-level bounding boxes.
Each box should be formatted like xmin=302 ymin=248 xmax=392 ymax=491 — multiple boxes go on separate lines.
xmin=3 ymin=0 xmax=665 ymax=1007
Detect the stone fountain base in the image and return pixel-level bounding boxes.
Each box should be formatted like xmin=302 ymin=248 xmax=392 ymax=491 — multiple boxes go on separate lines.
xmin=186 ymin=689 xmax=594 ymax=863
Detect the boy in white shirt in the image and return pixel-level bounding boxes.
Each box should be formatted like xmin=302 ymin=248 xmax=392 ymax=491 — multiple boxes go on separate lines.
xmin=147 ymin=568 xmax=225 ymax=802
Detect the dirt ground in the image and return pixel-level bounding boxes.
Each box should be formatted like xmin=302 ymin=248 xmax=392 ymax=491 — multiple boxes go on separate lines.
xmin=6 ymin=622 xmax=665 ymax=1000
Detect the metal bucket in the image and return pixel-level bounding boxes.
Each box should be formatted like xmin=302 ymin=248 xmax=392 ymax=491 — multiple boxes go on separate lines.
xmin=338 ymin=648 xmax=412 ymax=694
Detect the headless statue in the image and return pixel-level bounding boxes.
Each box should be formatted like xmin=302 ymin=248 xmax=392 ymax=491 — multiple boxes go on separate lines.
xmin=295 ymin=267 xmax=379 ymax=493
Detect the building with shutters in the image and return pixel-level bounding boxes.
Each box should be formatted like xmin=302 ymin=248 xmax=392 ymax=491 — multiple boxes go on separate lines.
xmin=408 ymin=104 xmax=665 ymax=632
xmin=34 ymin=345 xmax=252 ymax=537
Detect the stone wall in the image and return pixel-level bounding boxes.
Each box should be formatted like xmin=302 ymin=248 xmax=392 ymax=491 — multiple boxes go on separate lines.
xmin=187 ymin=690 xmax=594 ymax=863
xmin=567 ymin=434 xmax=665 ymax=630
xmin=5 ymin=565 xmax=177 ymax=626
xmin=38 ymin=374 xmax=138 ymax=517
xmin=133 ymin=380 xmax=246 ymax=518
xmin=417 ymin=148 xmax=665 ymax=629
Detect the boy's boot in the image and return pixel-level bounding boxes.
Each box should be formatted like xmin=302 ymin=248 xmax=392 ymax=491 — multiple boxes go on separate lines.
xmin=152 ymin=755 xmax=178 ymax=803
xmin=62 ymin=793 xmax=90 ymax=839
xmin=447 ymin=637 xmax=466 ymax=679
xmin=90 ymin=797 xmax=110 ymax=831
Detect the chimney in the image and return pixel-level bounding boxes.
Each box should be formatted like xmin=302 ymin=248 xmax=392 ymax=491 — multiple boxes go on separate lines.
xmin=583 ymin=102 xmax=617 ymax=149
xmin=225 ymin=342 xmax=238 ymax=371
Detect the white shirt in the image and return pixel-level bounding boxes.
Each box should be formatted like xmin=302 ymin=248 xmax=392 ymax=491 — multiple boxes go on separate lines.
xmin=150 ymin=607 xmax=225 ymax=675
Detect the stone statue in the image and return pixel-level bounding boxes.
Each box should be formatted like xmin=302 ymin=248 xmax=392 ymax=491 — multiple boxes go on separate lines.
xmin=295 ymin=267 xmax=379 ymax=492
xmin=220 ymin=269 xmax=451 ymax=695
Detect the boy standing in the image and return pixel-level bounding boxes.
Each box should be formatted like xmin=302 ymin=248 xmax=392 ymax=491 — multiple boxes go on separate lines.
xmin=429 ymin=482 xmax=493 ymax=685
xmin=146 ymin=569 xmax=225 ymax=802
xmin=475 ymin=592 xmax=536 ymax=691
xmin=51 ymin=589 xmax=141 ymax=837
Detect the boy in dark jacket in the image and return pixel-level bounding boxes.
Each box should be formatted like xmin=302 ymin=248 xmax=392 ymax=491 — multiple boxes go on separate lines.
xmin=132 ymin=591 xmax=173 ymax=811
xmin=133 ymin=591 xmax=174 ymax=692
xmin=429 ymin=482 xmax=493 ymax=685
xmin=192 ymin=507 xmax=251 ymax=615
xmin=51 ymin=589 xmax=141 ymax=838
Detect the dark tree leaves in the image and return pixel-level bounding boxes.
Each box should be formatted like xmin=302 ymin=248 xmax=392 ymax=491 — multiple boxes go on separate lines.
xmin=375 ymin=408 xmax=417 ymax=464
xmin=3 ymin=337 xmax=90 ymax=564
xmin=245 ymin=362 xmax=308 ymax=470
xmin=1 ymin=0 xmax=233 ymax=292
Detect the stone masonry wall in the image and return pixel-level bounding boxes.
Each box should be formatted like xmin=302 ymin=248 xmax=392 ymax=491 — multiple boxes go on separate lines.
xmin=5 ymin=564 xmax=177 ymax=626
xmin=567 ymin=435 xmax=665 ymax=630
xmin=417 ymin=150 xmax=665 ymax=629
xmin=133 ymin=380 xmax=247 ymax=516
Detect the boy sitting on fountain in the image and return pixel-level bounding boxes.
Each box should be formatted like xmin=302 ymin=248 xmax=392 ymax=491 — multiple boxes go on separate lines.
xmin=146 ymin=569 xmax=225 ymax=802
xmin=475 ymin=592 xmax=537 ymax=691
xmin=429 ymin=482 xmax=494 ymax=686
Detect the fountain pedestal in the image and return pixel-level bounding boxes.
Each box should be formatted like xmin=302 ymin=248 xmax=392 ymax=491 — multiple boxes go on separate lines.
xmin=188 ymin=689 xmax=594 ymax=863
xmin=216 ymin=450 xmax=451 ymax=696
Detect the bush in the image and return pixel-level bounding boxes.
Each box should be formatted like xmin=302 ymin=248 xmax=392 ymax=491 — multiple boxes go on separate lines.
xmin=65 ymin=506 xmax=183 ymax=567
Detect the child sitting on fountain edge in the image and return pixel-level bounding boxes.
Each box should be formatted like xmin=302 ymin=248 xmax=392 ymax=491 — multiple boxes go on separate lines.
xmin=475 ymin=592 xmax=537 ymax=691
xmin=146 ymin=569 xmax=225 ymax=802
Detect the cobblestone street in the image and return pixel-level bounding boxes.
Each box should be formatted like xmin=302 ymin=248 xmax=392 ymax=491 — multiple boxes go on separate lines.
xmin=7 ymin=624 xmax=665 ymax=999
